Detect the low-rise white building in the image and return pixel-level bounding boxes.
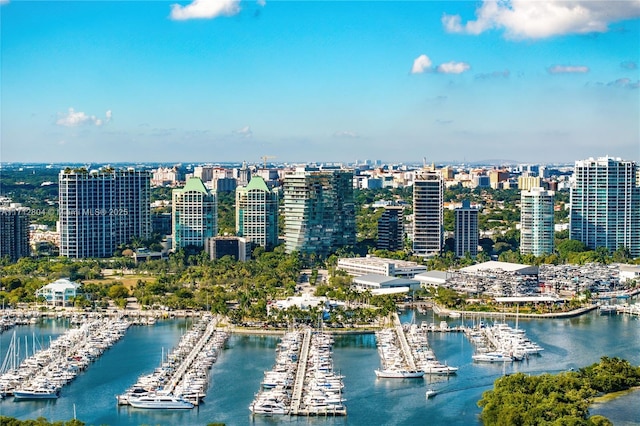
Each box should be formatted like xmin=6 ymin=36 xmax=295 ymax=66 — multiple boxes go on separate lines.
xmin=352 ymin=274 xmax=420 ymax=294
xmin=619 ymin=264 xmax=640 ymax=283
xmin=35 ymin=278 xmax=81 ymax=306
xmin=337 ymin=255 xmax=427 ymax=278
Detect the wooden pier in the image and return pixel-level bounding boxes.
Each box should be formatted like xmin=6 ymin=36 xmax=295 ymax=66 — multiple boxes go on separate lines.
xmin=392 ymin=313 xmax=417 ymax=370
xmin=289 ymin=329 xmax=311 ymax=415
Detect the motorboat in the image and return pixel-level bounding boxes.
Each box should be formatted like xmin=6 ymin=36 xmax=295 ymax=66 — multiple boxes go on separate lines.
xmin=375 ymin=369 xmax=425 ymax=378
xmin=425 ymin=388 xmax=437 ymax=399
xmin=127 ymin=393 xmax=194 ymax=409
xmin=472 ymin=352 xmax=513 ymax=363
xmin=13 ymin=385 xmax=60 ymax=400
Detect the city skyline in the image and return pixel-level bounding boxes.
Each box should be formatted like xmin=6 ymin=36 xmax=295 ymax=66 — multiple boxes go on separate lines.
xmin=1 ymin=0 xmax=639 ymax=164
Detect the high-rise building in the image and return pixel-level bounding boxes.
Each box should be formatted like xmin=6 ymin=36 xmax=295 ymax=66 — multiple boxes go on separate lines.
xmin=283 ymin=167 xmax=355 ymax=256
xmin=236 ymin=176 xmax=279 ymax=250
xmin=0 ymin=202 xmax=30 ymax=261
xmin=377 ymin=206 xmax=404 ymax=251
xmin=413 ymin=171 xmax=443 ymax=257
xmin=570 ymin=157 xmax=640 ymax=258
xmin=454 ymin=200 xmax=478 ymax=258
xmin=520 ymin=187 xmax=555 ymax=256
xmin=58 ymin=168 xmax=151 ymax=258
xmin=172 ymin=177 xmax=217 ymax=250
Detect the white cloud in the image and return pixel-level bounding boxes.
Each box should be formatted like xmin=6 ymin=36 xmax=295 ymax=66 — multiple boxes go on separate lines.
xmin=621 ymin=61 xmax=638 ymax=70
xmin=56 ymin=108 xmax=112 ymax=127
xmin=437 ymin=61 xmax=470 ymax=74
xmin=411 ymin=54 xmax=433 ymax=74
xmin=442 ymin=0 xmax=640 ymax=39
xmin=548 ymin=65 xmax=590 ymax=74
xmin=234 ymin=125 xmax=253 ymax=138
xmin=170 ymin=0 xmax=240 ymax=21
xmin=608 ymin=78 xmax=640 ymax=89
xmin=257 ymin=0 xmax=266 ymax=6
xmin=0 ymin=0 xmax=10 ymax=5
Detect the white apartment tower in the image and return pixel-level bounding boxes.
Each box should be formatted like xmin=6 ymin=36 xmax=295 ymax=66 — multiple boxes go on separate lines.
xmin=570 ymin=157 xmax=640 ymax=258
xmin=454 ymin=200 xmax=479 ymax=258
xmin=172 ymin=177 xmax=217 ymax=250
xmin=413 ymin=171 xmax=443 ymax=257
xmin=58 ymin=168 xmax=151 ymax=258
xmin=520 ymin=187 xmax=555 ymax=256
xmin=236 ymin=176 xmax=279 ymax=250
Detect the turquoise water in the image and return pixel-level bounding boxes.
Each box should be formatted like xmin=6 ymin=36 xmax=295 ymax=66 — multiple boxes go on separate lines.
xmin=0 ymin=310 xmax=638 ymax=425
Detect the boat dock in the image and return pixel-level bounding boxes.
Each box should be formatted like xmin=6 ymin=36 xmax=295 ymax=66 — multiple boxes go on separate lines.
xmin=392 ymin=313 xmax=417 ymax=371
xmin=250 ymin=329 xmax=346 ymax=417
xmin=117 ymin=314 xmax=228 ymax=407
xmin=0 ymin=317 xmax=130 ymax=398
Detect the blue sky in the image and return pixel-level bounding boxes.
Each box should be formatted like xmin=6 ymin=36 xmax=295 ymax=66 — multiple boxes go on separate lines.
xmin=1 ymin=0 xmax=639 ymax=164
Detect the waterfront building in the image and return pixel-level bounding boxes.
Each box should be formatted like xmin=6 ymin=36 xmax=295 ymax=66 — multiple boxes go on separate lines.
xmin=283 ymin=167 xmax=355 ymax=256
xmin=336 ymin=255 xmax=427 ymax=278
xmin=352 ymin=274 xmax=420 ymax=293
xmin=235 ymin=176 xmax=279 ymax=250
xmin=377 ymin=206 xmax=404 ymax=251
xmin=520 ymin=187 xmax=555 ymax=256
xmin=35 ymin=278 xmax=80 ymax=307
xmin=58 ymin=168 xmax=151 ymax=258
xmin=205 ymin=236 xmax=250 ymax=261
xmin=0 ymin=203 xmax=30 ymax=261
xmin=570 ymin=157 xmax=640 ymax=258
xmin=172 ymin=177 xmax=217 ymax=250
xmin=454 ymin=200 xmax=478 ymax=258
xmin=413 ymin=170 xmax=443 ymax=257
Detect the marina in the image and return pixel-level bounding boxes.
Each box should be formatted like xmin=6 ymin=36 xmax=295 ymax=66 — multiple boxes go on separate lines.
xmin=0 ymin=317 xmax=130 ymax=399
xmin=117 ymin=314 xmax=228 ymax=408
xmin=250 ymin=329 xmax=347 ymax=416
xmin=0 ymin=307 xmax=637 ymax=425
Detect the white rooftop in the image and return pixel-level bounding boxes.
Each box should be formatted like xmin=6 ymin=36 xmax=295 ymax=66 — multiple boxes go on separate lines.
xmin=460 ymin=261 xmax=537 ymax=274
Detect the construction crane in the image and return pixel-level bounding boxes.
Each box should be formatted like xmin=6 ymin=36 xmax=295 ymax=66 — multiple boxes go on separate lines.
xmin=261 ymin=155 xmax=276 ymax=169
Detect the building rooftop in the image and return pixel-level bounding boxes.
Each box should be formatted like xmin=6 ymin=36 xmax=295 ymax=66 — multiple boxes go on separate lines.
xmin=460 ymin=261 xmax=537 ymax=274
xmin=245 ymin=175 xmax=270 ymax=192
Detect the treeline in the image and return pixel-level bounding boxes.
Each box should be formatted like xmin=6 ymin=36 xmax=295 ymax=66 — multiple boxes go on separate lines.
xmin=478 ymin=357 xmax=640 ymax=425
xmin=0 ymin=417 xmax=83 ymax=426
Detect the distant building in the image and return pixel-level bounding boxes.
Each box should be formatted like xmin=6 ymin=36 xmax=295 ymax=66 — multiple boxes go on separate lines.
xmin=520 ymin=187 xmax=555 ymax=256
xmin=283 ymin=167 xmax=355 ymax=256
xmin=352 ymin=274 xmax=420 ymax=293
xmin=377 ymin=206 xmax=404 ymax=251
xmin=454 ymin=200 xmax=478 ymax=258
xmin=58 ymin=168 xmax=151 ymax=258
xmin=236 ymin=176 xmax=279 ymax=250
xmin=35 ymin=278 xmax=80 ymax=307
xmin=518 ymin=176 xmax=543 ymax=191
xmin=413 ymin=170 xmax=443 ymax=257
xmin=206 ymin=236 xmax=250 ymax=261
xmin=172 ymin=177 xmax=217 ymax=250
xmin=151 ymin=166 xmax=181 ymax=187
xmin=337 ymin=256 xmax=427 ymax=278
xmin=213 ymin=177 xmax=237 ymax=192
xmin=0 ymin=203 xmax=30 ymax=261
xmin=570 ymin=157 xmax=640 ymax=257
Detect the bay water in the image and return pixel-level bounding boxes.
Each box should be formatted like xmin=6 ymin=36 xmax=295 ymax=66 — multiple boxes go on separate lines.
xmin=0 ymin=309 xmax=638 ymax=425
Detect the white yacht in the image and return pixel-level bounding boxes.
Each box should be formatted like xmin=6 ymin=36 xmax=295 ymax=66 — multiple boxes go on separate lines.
xmin=375 ymin=369 xmax=425 ymax=378
xmin=472 ymin=352 xmax=513 ymax=363
xmin=128 ymin=394 xmax=194 ymax=409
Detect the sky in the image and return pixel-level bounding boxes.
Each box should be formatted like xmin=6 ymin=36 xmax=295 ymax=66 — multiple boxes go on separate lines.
xmin=1 ymin=0 xmax=639 ymax=165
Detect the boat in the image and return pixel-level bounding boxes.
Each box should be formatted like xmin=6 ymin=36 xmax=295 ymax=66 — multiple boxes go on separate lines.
xmin=250 ymin=400 xmax=288 ymax=415
xmin=425 ymin=388 xmax=437 ymax=399
xmin=374 ymin=369 xmax=425 ymax=378
xmin=13 ymin=386 xmax=60 ymax=400
xmin=599 ymin=305 xmax=617 ymax=315
xmin=472 ymin=352 xmax=513 ymax=363
xmin=127 ymin=394 xmax=195 ymax=409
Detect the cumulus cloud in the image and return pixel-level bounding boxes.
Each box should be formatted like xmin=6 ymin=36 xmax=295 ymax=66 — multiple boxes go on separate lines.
xmin=56 ymin=108 xmax=112 ymax=127
xmin=442 ymin=0 xmax=640 ymax=39
xmin=411 ymin=55 xmax=470 ymax=75
xmin=411 ymin=54 xmax=433 ymax=74
xmin=548 ymin=65 xmax=590 ymax=74
xmin=170 ymin=0 xmax=240 ymax=21
xmin=437 ymin=61 xmax=470 ymax=74
xmin=234 ymin=125 xmax=253 ymax=138
xmin=621 ymin=60 xmax=638 ymax=70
